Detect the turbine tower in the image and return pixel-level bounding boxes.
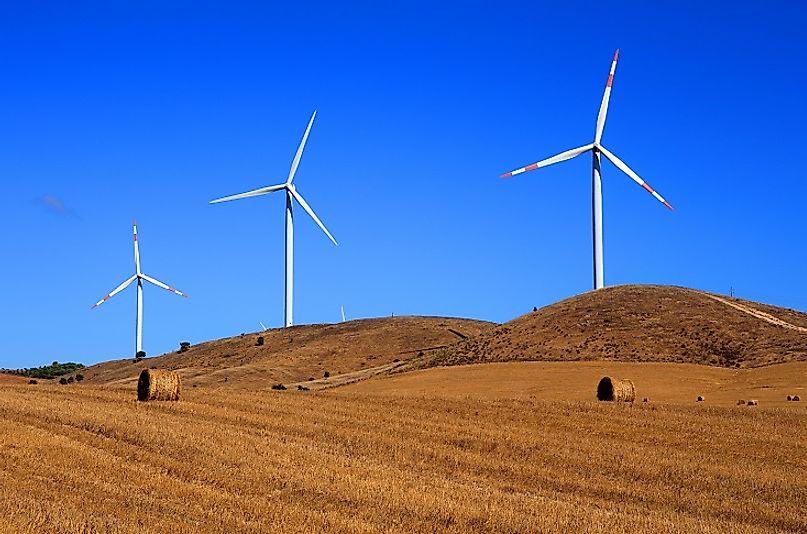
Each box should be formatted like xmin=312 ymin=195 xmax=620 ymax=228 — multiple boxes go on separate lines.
xmin=91 ymin=221 xmax=188 ymax=357
xmin=501 ymin=50 xmax=673 ymax=290
xmin=210 ymin=111 xmax=337 ymax=327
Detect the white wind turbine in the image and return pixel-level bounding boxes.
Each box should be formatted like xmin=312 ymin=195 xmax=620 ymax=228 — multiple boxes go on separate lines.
xmin=501 ymin=49 xmax=673 ymax=290
xmin=210 ymin=111 xmax=337 ymax=328
xmin=91 ymin=220 xmax=188 ymax=357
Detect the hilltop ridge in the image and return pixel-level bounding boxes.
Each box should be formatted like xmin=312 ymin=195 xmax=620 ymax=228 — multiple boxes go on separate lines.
xmin=411 ymin=285 xmax=807 ymax=370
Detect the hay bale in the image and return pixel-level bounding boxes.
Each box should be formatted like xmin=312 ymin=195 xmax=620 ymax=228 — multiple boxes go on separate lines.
xmin=697 ymin=395 xmax=705 ymax=402
xmin=137 ymin=369 xmax=181 ymax=402
xmin=596 ymin=376 xmax=635 ymax=402
xmin=793 ymin=395 xmax=801 ymax=402
xmin=787 ymin=395 xmax=793 ymax=401
xmin=746 ymin=399 xmax=758 ymax=406
xmin=737 ymin=399 xmax=746 ymax=406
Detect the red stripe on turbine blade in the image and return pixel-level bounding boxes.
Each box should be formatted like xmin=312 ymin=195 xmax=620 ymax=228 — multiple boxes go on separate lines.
xmin=642 ymin=183 xmax=654 ymax=193
xmin=607 ymin=74 xmax=614 ymax=87
xmin=663 ymin=200 xmax=674 ymax=210
xmin=500 ymin=172 xmax=513 ymax=178
xmin=524 ymin=163 xmax=538 ymax=172
xmin=613 ymin=49 xmax=620 ymax=61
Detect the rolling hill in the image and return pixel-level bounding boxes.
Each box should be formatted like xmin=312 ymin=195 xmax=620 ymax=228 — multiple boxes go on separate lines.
xmin=82 ymin=316 xmax=493 ymax=389
xmin=411 ymin=285 xmax=807 ymax=370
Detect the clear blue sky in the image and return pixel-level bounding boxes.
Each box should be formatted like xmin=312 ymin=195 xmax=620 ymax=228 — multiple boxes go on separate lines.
xmin=1 ymin=1 xmax=805 ymax=368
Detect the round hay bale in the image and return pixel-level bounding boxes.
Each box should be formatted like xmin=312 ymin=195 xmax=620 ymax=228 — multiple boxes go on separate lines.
xmin=697 ymin=395 xmax=705 ymax=402
xmin=792 ymin=395 xmax=800 ymax=402
xmin=596 ymin=376 xmax=635 ymax=402
xmin=737 ymin=399 xmax=745 ymax=406
xmin=787 ymin=395 xmax=793 ymax=401
xmin=746 ymin=399 xmax=758 ymax=406
xmin=137 ymin=369 xmax=181 ymax=402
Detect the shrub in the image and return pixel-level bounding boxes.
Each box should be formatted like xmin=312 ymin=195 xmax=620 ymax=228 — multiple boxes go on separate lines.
xmin=179 ymin=342 xmax=191 ymax=353
xmin=135 ymin=351 xmax=146 ymax=361
xmin=67 ymin=376 xmax=75 ymax=384
xmin=297 ymin=385 xmax=309 ymax=391
xmin=271 ymin=383 xmax=287 ymax=391
xmin=256 ymin=336 xmax=265 ymax=347
xmin=28 ymin=379 xmax=37 ymax=385
xmin=323 ymin=371 xmax=330 ymax=378
xmin=18 ymin=361 xmax=85 ymax=379
xmin=59 ymin=377 xmax=68 ymax=385
xmin=75 ymin=374 xmax=84 ymax=382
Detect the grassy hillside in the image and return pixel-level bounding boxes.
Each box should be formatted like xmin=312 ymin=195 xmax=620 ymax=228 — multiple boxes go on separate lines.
xmin=412 ymin=285 xmax=807 ymax=370
xmin=0 ymin=382 xmax=804 ymax=532
xmin=83 ymin=316 xmax=493 ymax=389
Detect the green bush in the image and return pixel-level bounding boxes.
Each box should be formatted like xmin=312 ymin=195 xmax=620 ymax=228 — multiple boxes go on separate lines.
xmin=17 ymin=361 xmax=85 ymax=380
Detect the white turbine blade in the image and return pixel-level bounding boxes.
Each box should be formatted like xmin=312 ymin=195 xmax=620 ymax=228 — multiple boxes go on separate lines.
xmin=259 ymin=321 xmax=267 ymax=331
xmin=210 ymin=183 xmax=286 ymax=204
xmin=140 ymin=274 xmax=189 ymax=298
xmin=595 ymin=49 xmax=619 ymax=144
xmin=501 ymin=143 xmax=594 ymax=178
xmin=289 ymin=187 xmax=338 ymax=246
xmin=287 ymin=111 xmax=317 ymax=184
xmin=133 ymin=219 xmax=141 ymax=274
xmin=598 ymin=145 xmax=673 ymax=210
xmin=341 ymin=305 xmax=345 ymax=323
xmin=91 ymin=274 xmax=137 ymax=309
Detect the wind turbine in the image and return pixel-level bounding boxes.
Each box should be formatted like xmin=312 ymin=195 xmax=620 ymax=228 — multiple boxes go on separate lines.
xmin=91 ymin=221 xmax=188 ymax=357
xmin=210 ymin=111 xmax=337 ymax=327
xmin=501 ymin=49 xmax=673 ymax=290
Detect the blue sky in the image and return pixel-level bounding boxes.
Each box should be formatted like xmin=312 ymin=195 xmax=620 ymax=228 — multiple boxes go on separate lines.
xmin=1 ymin=1 xmax=806 ymax=368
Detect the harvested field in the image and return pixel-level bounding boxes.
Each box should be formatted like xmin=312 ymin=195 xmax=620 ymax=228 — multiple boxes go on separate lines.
xmin=0 ymin=369 xmax=805 ymax=533
xmin=351 ymin=361 xmax=807 ymax=407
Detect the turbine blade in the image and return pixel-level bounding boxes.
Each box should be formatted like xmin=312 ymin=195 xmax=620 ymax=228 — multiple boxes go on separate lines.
xmin=598 ymin=145 xmax=673 ymax=210
xmin=289 ymin=187 xmax=338 ymax=246
xmin=133 ymin=220 xmax=141 ymax=274
xmin=209 ymin=183 xmax=286 ymax=204
xmin=140 ymin=274 xmax=189 ymax=298
xmin=91 ymin=274 xmax=137 ymax=309
xmin=287 ymin=111 xmax=317 ymax=184
xmin=501 ymin=144 xmax=594 ymax=178
xmin=595 ymin=49 xmax=619 ymax=144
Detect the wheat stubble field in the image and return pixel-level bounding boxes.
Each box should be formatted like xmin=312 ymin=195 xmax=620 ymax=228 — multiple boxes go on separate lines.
xmin=1 ymin=380 xmax=805 ymax=533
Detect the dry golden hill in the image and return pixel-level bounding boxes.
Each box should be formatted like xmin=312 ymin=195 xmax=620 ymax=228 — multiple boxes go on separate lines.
xmin=83 ymin=316 xmax=493 ymax=389
xmin=413 ymin=285 xmax=807 ymax=370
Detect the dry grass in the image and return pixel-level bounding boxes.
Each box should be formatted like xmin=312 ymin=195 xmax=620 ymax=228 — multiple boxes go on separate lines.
xmin=351 ymin=361 xmax=807 ymax=408
xmin=83 ymin=316 xmax=492 ymax=390
xmin=412 ymin=285 xmax=807 ymax=370
xmin=0 ymin=373 xmax=805 ymax=533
